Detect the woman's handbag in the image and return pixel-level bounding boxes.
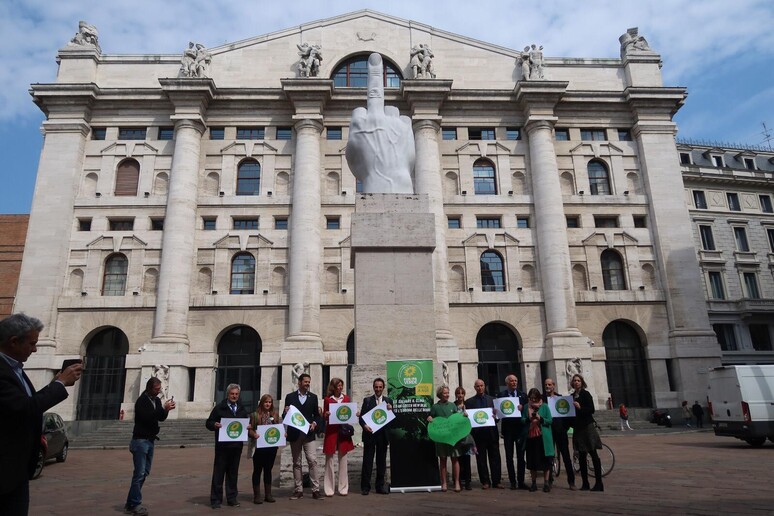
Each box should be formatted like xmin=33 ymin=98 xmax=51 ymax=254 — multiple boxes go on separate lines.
xmin=339 ymin=424 xmax=355 ymax=438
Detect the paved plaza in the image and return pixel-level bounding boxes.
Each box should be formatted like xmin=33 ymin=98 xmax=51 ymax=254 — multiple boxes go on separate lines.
xmin=29 ymin=430 xmax=772 ymax=515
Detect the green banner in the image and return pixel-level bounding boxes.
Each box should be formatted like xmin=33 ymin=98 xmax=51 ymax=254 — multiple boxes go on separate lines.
xmin=387 ymin=359 xmax=439 ymax=489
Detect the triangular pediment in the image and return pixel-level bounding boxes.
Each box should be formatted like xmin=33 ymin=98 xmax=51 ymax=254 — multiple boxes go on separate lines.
xmin=220 ymin=141 xmax=277 ymax=155
xmin=569 ymin=142 xmax=623 ymax=157
xmin=100 ymin=142 xmax=158 ymax=156
xmin=462 ymin=232 xmax=519 ymax=248
xmin=86 ymin=234 xmax=146 ymax=252
xmin=582 ymin=231 xmax=638 ymax=247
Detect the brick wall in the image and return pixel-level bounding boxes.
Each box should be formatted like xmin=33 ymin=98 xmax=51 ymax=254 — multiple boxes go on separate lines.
xmin=0 ymin=215 xmax=29 ymax=318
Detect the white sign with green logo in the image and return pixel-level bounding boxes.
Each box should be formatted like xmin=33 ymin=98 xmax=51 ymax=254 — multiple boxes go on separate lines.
xmin=493 ymin=397 xmax=522 ymax=418
xmin=255 ymin=424 xmax=286 ymax=448
xmin=328 ymin=402 xmax=358 ymax=425
xmin=218 ymin=418 xmax=249 ymax=442
xmin=548 ymin=395 xmax=576 ymax=418
xmin=282 ymin=405 xmax=311 ymax=434
xmin=467 ymin=408 xmax=496 ymax=428
xmin=361 ymin=401 xmax=396 ymax=433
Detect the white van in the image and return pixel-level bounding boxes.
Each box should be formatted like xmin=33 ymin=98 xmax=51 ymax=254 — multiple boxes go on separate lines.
xmin=707 ymin=365 xmax=774 ymax=447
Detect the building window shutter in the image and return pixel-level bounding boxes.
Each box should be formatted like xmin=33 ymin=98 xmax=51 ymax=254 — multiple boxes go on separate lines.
xmin=115 ymin=159 xmax=140 ymax=196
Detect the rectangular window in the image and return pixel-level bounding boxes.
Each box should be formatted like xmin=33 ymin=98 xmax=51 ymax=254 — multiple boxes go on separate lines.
xmin=109 ymin=218 xmax=134 ymax=231
xmin=326 ymin=216 xmax=340 ymax=230
xmin=233 ymin=218 xmax=259 ymax=230
xmin=356 ymin=179 xmax=363 ymax=193
xmin=203 ymin=217 xmax=217 ymax=230
xmin=78 ymin=218 xmax=92 ymax=231
xmin=617 ymin=129 xmax=632 ymax=141
xmin=469 ymin=128 xmax=495 ymax=140
xmin=744 ymin=157 xmax=756 ymax=170
xmin=594 ymin=216 xmax=618 ymax=228
xmin=743 ymin=272 xmax=760 ymax=299
xmin=236 ymin=127 xmax=265 ymax=140
xmin=727 ymin=193 xmax=741 ymax=211
xmin=516 ymin=217 xmax=530 ymax=228
xmin=566 ymin=216 xmax=580 ymax=228
xmin=274 ymin=217 xmax=288 ymax=230
xmin=679 ymin=152 xmax=692 ymax=165
xmin=768 ymin=228 xmax=774 ymax=252
xmin=734 ymin=226 xmax=749 ymax=252
xmin=506 ymin=127 xmax=521 ymax=140
xmin=750 ymin=324 xmax=773 ymax=351
xmin=713 ymin=155 xmax=724 ymax=167
xmin=633 ymin=216 xmax=647 ymax=228
xmin=326 ymin=127 xmax=342 ymax=140
xmin=708 ymin=271 xmax=725 ymax=300
xmin=118 ymin=128 xmax=147 ymax=140
xmin=210 ymin=127 xmax=225 ymax=140
xmin=713 ymin=324 xmax=737 ymax=351
xmin=442 ymin=127 xmax=457 ymax=140
xmin=580 ymin=128 xmax=607 ymax=141
xmin=693 ymin=190 xmax=707 ymax=209
xmin=92 ymin=128 xmax=107 ymax=140
xmin=447 ymin=217 xmax=461 ymax=229
xmin=699 ymin=225 xmax=715 ymax=250
xmin=554 ymin=128 xmax=570 ymax=141
xmin=476 ymin=217 xmax=501 ymax=229
xmin=276 ymin=127 xmax=293 ymax=140
xmin=759 ymin=195 xmax=773 ymax=213
xmin=150 ymin=218 xmax=164 ymax=231
xmin=158 ymin=127 xmax=175 ymax=140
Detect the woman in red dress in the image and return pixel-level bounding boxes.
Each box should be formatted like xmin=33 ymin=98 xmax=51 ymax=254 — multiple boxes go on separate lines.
xmin=322 ymin=378 xmax=355 ymax=496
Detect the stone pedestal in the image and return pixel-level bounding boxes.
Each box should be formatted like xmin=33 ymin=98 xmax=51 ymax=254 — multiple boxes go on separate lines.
xmin=350 ymin=194 xmax=437 ymax=406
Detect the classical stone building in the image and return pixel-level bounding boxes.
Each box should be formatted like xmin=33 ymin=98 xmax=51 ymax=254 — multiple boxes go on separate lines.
xmin=681 ymin=140 xmax=774 ymax=364
xmin=16 ymin=11 xmax=722 ymax=421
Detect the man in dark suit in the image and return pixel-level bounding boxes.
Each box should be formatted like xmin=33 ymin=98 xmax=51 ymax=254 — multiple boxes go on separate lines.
xmin=359 ymin=377 xmax=393 ymax=495
xmin=283 ymin=373 xmax=322 ymax=500
xmin=465 ymin=378 xmax=503 ymax=490
xmin=498 ymin=373 xmax=528 ymax=490
xmin=0 ymin=313 xmax=82 ymax=516
xmin=206 ymin=383 xmax=250 ymax=508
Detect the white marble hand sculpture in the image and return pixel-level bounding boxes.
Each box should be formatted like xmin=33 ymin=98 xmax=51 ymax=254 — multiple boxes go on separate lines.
xmin=345 ymin=53 xmax=415 ymax=194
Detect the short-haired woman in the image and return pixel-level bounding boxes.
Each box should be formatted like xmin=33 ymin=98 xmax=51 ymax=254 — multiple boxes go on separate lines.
xmin=322 ymin=378 xmax=354 ymax=496
xmin=571 ymin=374 xmax=604 ymax=492
xmin=427 ymin=385 xmax=465 ymax=492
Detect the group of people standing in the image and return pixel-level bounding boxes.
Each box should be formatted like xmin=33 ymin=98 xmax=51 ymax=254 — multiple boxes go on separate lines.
xmin=427 ymin=373 xmax=605 ymax=495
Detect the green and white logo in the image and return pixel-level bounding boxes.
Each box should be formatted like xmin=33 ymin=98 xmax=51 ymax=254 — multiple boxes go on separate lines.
xmin=292 ymin=413 xmax=306 ymax=427
xmin=398 ymin=363 xmax=423 ymax=387
xmin=555 ymin=398 xmax=571 ymax=415
xmin=226 ymin=421 xmax=243 ymax=439
xmin=371 ymin=408 xmax=388 ymax=425
xmin=473 ymin=410 xmax=489 ymax=425
xmin=500 ymin=400 xmax=515 ymax=415
xmin=264 ymin=427 xmax=281 ymax=445
xmin=336 ymin=405 xmax=352 ymax=422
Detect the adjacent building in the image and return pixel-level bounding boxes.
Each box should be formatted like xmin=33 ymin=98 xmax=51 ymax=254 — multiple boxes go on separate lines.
xmin=0 ymin=215 xmax=29 ymax=318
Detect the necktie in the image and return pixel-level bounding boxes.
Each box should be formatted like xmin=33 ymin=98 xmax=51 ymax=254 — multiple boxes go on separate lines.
xmin=230 ymin=404 xmax=237 ymax=415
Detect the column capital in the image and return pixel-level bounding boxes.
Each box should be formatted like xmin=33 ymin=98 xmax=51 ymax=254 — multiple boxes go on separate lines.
xmin=513 ymin=80 xmax=568 ymax=119
xmin=172 ymin=118 xmax=206 ymax=135
xmin=160 ymin=78 xmax=216 ymax=124
xmin=282 ymin=78 xmax=333 ymax=117
xmin=625 ymin=86 xmax=686 ymax=120
xmin=401 ymin=79 xmax=453 ymax=118
xmin=412 ymin=119 xmax=441 ymax=132
xmin=524 ymin=118 xmax=557 ymax=134
xmin=293 ymin=118 xmax=324 ymax=133
xmin=30 ymin=83 xmax=98 ymax=121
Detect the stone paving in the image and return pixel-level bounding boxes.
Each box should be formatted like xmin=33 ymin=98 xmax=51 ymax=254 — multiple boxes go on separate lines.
xmin=29 ymin=430 xmax=773 ymax=515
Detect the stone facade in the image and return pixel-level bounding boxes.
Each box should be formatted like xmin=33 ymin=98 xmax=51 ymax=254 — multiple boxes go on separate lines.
xmin=15 ymin=11 xmax=723 ymax=421
xmin=0 ymin=215 xmax=29 ymax=318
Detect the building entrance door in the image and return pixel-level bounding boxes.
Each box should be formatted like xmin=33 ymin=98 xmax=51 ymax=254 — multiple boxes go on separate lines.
xmin=77 ymin=327 xmax=128 ymax=420
xmin=603 ymin=321 xmax=652 ymax=407
xmin=476 ymin=322 xmax=521 ymax=396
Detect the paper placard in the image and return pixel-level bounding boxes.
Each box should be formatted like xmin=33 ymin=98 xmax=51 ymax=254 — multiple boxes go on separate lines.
xmin=255 ymin=424 xmax=286 ymax=448
xmin=218 ymin=418 xmax=249 ymax=442
xmin=467 ymin=407 xmax=496 ymax=428
xmin=282 ymin=405 xmax=311 ymax=434
xmin=548 ymin=395 xmax=576 ymax=418
xmin=493 ymin=397 xmax=522 ymax=418
xmin=361 ymin=402 xmax=396 ymax=433
xmin=328 ymin=402 xmax=358 ymax=425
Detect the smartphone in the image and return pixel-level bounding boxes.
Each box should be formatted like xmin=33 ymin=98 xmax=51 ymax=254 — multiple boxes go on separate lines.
xmin=61 ymin=358 xmax=83 ymax=372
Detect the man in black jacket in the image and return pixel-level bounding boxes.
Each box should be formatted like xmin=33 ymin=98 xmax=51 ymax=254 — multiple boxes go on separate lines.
xmin=0 ymin=313 xmax=82 ymax=516
xmin=283 ymin=373 xmax=322 ymax=500
xmin=206 ymin=383 xmax=249 ymax=508
xmin=359 ymin=377 xmax=393 ymax=495
xmin=498 ymin=374 xmax=528 ymax=490
xmin=124 ymin=376 xmax=175 ymax=515
xmin=465 ymin=378 xmax=502 ymax=490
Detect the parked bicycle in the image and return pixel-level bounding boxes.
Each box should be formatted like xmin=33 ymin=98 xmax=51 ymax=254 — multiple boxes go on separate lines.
xmin=553 ymin=438 xmax=615 ymax=478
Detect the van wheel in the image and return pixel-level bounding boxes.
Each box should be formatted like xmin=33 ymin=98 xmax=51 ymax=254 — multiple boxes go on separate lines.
xmin=745 ymin=437 xmax=766 ymax=447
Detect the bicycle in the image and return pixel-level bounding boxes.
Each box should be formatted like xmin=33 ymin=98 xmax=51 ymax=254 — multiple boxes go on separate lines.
xmin=553 ymin=441 xmax=615 ymax=478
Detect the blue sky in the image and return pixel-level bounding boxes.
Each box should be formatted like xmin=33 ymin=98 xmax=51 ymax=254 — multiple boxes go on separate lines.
xmin=1 ymin=0 xmax=772 ymax=214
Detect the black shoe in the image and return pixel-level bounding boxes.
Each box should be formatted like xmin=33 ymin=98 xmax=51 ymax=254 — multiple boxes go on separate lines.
xmin=591 ymin=483 xmax=604 ymax=492
xmin=376 ymin=488 xmax=389 ymax=495
xmin=464 ymin=482 xmax=472 ymax=491
xmin=312 ymin=491 xmax=323 ymax=500
xmin=543 ymin=484 xmax=551 ymax=493
xmin=361 ymin=489 xmax=370 ymax=495
xmin=529 ymin=482 xmax=538 ymax=492
xmin=227 ymin=501 xmax=240 ymax=507
xmin=518 ymin=483 xmax=530 ymax=491
xmin=211 ymin=504 xmax=221 ymax=509
xmin=509 ymin=483 xmax=517 ymax=490
xmin=580 ymin=484 xmax=591 ymax=491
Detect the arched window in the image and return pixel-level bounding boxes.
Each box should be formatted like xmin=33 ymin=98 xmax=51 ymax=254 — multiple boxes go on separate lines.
xmin=332 ymin=55 xmax=402 ymax=88
xmin=115 ymin=159 xmax=140 ymax=196
xmin=102 ymin=254 xmax=128 ymax=296
xmin=481 ymin=250 xmax=505 ymax=292
xmin=476 ymin=323 xmax=521 ymax=396
xmin=236 ymin=159 xmax=260 ymax=196
xmin=230 ymin=253 xmax=255 ymax=294
xmin=588 ymin=160 xmax=611 ymax=195
xmin=473 ymin=159 xmax=497 ymax=195
xmin=601 ymin=249 xmax=626 ymax=290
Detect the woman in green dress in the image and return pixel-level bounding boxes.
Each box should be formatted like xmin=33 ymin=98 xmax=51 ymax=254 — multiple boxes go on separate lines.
xmin=427 ymin=385 xmax=465 ymax=492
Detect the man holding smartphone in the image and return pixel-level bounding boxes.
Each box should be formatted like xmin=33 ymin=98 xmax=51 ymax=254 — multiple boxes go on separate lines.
xmin=124 ymin=376 xmax=175 ymax=515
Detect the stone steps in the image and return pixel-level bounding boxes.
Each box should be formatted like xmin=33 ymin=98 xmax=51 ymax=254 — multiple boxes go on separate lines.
xmin=69 ymin=419 xmax=214 ymax=449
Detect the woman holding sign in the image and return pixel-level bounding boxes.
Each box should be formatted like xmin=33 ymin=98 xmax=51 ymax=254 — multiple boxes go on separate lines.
xmin=571 ymin=374 xmax=604 ymax=492
xmin=322 ymin=378 xmax=355 ymax=497
xmin=427 ymin=386 xmax=465 ymax=492
xmin=522 ymin=388 xmax=554 ymax=492
xmin=248 ymin=394 xmax=279 ymax=504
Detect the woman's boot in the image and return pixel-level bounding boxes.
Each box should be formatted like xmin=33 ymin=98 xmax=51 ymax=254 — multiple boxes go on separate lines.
xmin=264 ymin=483 xmax=275 ymax=503
xmin=253 ymin=484 xmax=263 ymax=504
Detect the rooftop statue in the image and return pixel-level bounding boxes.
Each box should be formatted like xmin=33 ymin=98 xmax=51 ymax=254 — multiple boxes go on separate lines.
xmin=68 ymin=21 xmax=100 ymax=52
xmin=518 ymin=44 xmax=544 ymax=81
xmin=345 ymin=54 xmax=415 ymax=194
xmin=179 ymin=42 xmax=212 ymax=78
xmin=297 ymin=43 xmax=323 ymax=77
xmin=619 ymin=27 xmax=652 ymax=56
xmin=409 ymin=44 xmax=436 ymax=79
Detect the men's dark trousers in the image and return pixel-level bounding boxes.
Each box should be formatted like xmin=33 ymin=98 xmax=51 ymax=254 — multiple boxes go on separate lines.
xmin=552 ymin=430 xmax=575 ymax=486
xmin=0 ymin=479 xmax=29 ymax=516
xmin=361 ymin=439 xmax=388 ymax=492
xmin=211 ymin=446 xmax=242 ymax=505
xmin=503 ymin=434 xmax=526 ymax=486
xmin=472 ymin=434 xmax=501 ymax=486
